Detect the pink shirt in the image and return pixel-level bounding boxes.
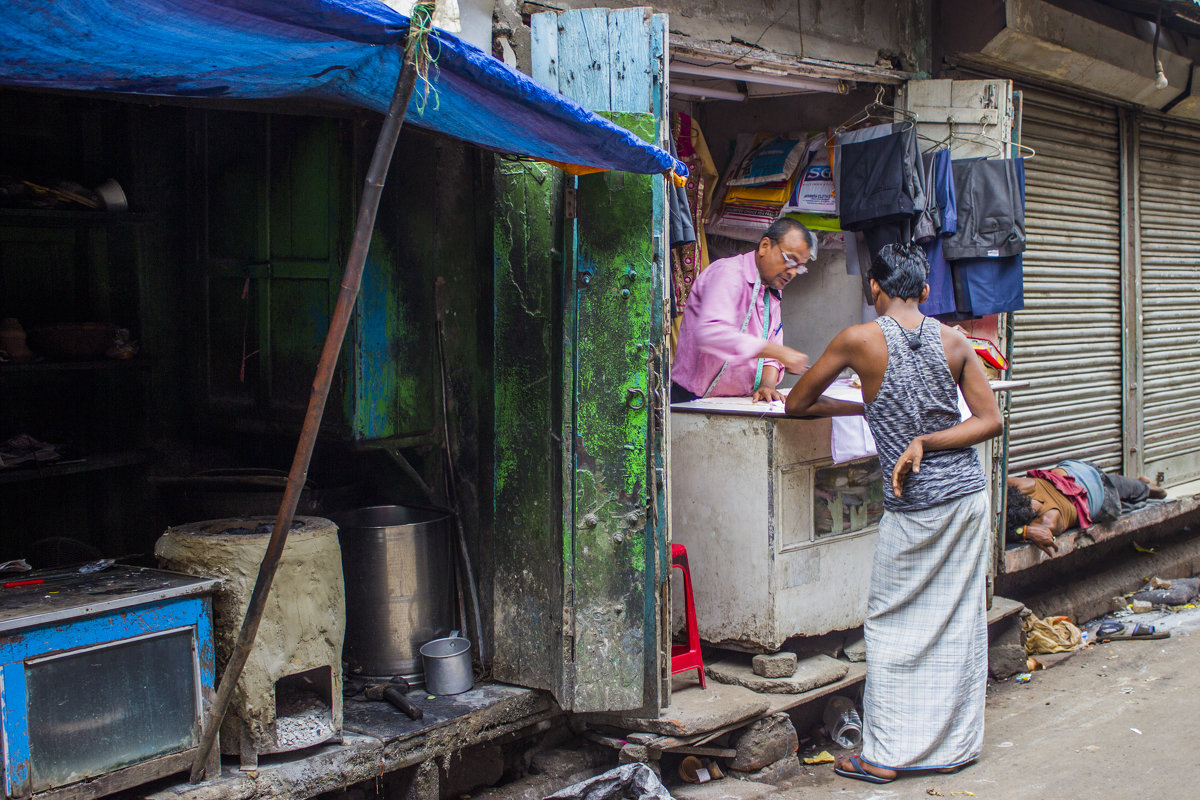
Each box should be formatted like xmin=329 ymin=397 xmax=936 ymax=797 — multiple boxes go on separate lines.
xmin=673 ymin=251 xmax=784 ymax=397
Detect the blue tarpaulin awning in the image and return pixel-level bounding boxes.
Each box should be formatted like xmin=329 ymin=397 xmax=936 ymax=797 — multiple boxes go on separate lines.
xmin=0 ymin=0 xmax=685 ymax=177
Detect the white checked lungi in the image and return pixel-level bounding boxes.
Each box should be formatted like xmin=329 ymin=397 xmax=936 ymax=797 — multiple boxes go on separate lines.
xmin=861 ymin=488 xmax=990 ymax=770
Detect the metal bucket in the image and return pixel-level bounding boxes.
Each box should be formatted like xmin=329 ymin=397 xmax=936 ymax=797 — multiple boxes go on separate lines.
xmin=335 ymin=505 xmax=455 ymax=678
xmin=419 ymin=636 xmax=473 ymax=695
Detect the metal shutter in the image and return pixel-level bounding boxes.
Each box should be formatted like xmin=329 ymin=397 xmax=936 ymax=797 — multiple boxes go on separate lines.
xmin=1007 ymin=87 xmax=1124 ymax=474
xmin=1138 ymin=116 xmax=1200 ymax=484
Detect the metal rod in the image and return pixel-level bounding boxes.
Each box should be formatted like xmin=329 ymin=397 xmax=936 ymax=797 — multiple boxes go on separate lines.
xmin=188 ymin=3 xmax=436 ymax=781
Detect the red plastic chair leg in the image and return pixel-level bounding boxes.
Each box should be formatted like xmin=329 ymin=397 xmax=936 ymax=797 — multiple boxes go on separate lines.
xmin=670 ymin=543 xmax=705 ymax=688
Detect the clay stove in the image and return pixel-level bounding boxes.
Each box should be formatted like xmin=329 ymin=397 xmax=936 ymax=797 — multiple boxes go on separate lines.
xmin=155 ymin=515 xmax=345 ymax=769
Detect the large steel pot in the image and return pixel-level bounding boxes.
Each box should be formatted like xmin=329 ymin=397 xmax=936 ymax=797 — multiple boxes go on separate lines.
xmin=335 ymin=505 xmax=455 ymax=678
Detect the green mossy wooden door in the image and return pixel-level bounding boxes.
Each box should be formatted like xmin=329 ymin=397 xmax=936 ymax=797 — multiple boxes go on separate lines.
xmin=493 ymin=7 xmax=671 ymax=714
xmin=195 ymin=112 xmax=354 ymax=435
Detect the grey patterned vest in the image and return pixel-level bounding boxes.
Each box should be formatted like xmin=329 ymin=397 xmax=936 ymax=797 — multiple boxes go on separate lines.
xmin=864 ymin=316 xmax=985 ymax=512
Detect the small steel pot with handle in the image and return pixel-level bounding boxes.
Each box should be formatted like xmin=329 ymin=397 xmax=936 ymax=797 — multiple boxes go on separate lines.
xmin=419 ymin=636 xmax=473 ymax=695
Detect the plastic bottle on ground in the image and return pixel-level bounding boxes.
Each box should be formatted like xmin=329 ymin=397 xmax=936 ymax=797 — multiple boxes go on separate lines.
xmin=823 ymin=695 xmax=863 ymax=748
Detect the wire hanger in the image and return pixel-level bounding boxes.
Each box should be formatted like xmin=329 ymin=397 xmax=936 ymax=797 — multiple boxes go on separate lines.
xmin=922 ymin=115 xmax=1036 ymax=159
xmin=827 ymin=85 xmax=916 ymax=144
xmin=939 ymin=133 xmax=1036 ymax=159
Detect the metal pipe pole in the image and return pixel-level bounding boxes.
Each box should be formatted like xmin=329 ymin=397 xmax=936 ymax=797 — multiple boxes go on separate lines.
xmin=189 ymin=3 xmax=436 ymax=781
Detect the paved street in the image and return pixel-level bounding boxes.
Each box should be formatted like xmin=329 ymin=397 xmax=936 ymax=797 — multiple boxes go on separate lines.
xmin=775 ymin=607 xmax=1200 ymax=799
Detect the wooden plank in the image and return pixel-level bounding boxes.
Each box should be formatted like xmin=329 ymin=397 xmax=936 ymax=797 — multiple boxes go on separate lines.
xmin=764 ymin=662 xmax=867 ymax=715
xmin=530 ymin=12 xmax=559 ymax=90
xmin=556 ymin=9 xmax=611 ymax=111
xmin=608 ymin=8 xmax=651 ymax=114
xmin=988 ymin=595 xmax=1025 ymax=626
xmin=648 ymin=10 xmax=671 ymax=711
xmin=38 ymin=750 xmax=197 ymax=800
xmin=660 ymin=744 xmax=737 ymax=758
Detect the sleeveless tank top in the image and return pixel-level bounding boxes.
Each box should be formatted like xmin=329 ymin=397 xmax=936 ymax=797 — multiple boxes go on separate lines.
xmin=864 ymin=316 xmax=986 ymax=511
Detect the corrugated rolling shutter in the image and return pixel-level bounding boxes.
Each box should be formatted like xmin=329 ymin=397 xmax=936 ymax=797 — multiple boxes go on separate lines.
xmin=1007 ymin=87 xmax=1124 ymax=474
xmin=1138 ymin=115 xmax=1200 ymax=484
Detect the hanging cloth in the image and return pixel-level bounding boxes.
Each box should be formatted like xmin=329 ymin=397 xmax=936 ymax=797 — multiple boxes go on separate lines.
xmin=671 ymin=112 xmax=718 ymax=316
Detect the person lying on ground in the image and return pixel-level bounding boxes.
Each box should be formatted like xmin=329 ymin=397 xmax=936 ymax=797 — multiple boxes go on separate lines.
xmin=1006 ymin=460 xmax=1166 ymax=557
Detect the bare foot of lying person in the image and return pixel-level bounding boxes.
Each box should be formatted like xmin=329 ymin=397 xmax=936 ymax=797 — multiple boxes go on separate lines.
xmin=1137 ymin=476 xmax=1168 ymax=499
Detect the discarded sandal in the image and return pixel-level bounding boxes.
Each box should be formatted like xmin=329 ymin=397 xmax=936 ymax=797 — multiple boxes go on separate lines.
xmin=1095 ymin=621 xmax=1169 ymax=642
xmin=833 ymin=756 xmax=894 ymax=784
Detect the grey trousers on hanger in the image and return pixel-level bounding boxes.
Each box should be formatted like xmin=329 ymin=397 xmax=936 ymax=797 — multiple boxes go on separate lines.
xmin=943 ymin=157 xmax=1025 ymax=260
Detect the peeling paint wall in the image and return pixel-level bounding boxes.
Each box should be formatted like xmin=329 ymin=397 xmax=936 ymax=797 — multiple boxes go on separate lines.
xmin=502 ymin=1 xmax=932 ymax=72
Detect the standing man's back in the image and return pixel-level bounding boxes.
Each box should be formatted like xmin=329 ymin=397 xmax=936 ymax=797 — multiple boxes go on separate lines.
xmin=785 ymin=243 xmax=1002 ymax=785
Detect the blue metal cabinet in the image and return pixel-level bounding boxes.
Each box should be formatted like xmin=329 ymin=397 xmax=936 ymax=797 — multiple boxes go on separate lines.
xmin=0 ymin=567 xmax=219 ymax=799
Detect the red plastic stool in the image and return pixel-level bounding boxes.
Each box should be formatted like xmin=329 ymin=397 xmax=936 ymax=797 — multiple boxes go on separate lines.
xmin=670 ymin=543 xmax=706 ymax=688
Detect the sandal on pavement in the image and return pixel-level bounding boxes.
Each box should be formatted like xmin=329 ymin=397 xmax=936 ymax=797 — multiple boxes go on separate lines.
xmin=1096 ymin=621 xmax=1169 ymax=642
xmin=834 ymin=756 xmax=894 ymax=785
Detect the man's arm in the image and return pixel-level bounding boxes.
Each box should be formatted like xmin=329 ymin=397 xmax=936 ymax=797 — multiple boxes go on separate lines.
xmin=784 ymin=328 xmax=865 ymax=417
xmin=1022 ymin=511 xmax=1060 ymax=557
xmin=759 ymin=342 xmax=809 ymax=375
xmin=752 ymin=365 xmax=783 ymax=402
xmin=890 ymin=329 xmax=1003 ymax=495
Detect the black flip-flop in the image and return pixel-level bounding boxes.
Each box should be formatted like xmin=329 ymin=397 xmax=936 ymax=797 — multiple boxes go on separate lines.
xmin=1096 ymin=621 xmax=1170 ymax=642
xmin=834 ymin=756 xmax=894 ymax=784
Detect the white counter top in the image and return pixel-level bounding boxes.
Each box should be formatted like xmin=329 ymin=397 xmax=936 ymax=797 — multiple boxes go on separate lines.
xmin=670 ymin=379 xmax=1028 ymax=417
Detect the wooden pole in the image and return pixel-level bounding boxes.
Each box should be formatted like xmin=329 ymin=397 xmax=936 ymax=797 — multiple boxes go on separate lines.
xmin=189 ymin=3 xmax=436 ymax=781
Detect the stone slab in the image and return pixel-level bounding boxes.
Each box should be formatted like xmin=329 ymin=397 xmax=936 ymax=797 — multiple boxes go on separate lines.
xmin=707 ymin=655 xmax=848 ymax=694
xmin=669 ymin=778 xmax=778 ymax=800
xmin=842 ymin=636 xmax=866 ymax=663
xmin=987 ymin=595 xmax=1025 ymax=625
xmin=764 ymin=663 xmax=866 ymax=715
xmin=583 ymin=681 xmax=770 ymax=736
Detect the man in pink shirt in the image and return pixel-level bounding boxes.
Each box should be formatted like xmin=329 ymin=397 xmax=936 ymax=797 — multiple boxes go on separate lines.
xmin=672 ymin=218 xmax=813 ymax=402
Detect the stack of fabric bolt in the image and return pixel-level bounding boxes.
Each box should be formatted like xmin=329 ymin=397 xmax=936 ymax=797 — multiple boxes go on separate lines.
xmin=708 ymin=133 xmax=809 ymax=243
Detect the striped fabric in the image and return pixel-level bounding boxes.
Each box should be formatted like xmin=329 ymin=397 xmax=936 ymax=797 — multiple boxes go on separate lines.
xmin=861 ymin=489 xmax=990 ymax=770
xmin=864 ymin=316 xmax=985 ymax=511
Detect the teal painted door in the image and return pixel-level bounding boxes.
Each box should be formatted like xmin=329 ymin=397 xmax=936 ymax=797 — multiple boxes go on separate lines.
xmin=493 ymin=7 xmax=670 ymax=713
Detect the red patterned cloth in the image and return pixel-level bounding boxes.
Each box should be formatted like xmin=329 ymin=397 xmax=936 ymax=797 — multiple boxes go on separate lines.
xmin=672 ymin=112 xmax=714 ymax=315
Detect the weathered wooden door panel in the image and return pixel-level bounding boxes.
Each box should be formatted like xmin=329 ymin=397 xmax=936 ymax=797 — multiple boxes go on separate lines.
xmin=492 ymin=160 xmax=567 ymax=693
xmin=493 ymin=6 xmax=669 ymax=713
xmin=571 ymin=131 xmax=659 ymax=711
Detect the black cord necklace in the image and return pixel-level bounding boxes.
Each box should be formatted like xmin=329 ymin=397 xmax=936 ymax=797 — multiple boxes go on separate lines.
xmin=903 ymin=316 xmax=927 ymax=351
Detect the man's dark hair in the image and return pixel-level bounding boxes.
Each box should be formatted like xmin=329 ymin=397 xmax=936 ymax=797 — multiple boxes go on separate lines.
xmin=763 ymin=217 xmax=814 ymax=253
xmin=1006 ymin=488 xmax=1037 ymax=539
xmin=868 ymin=242 xmax=929 ymax=300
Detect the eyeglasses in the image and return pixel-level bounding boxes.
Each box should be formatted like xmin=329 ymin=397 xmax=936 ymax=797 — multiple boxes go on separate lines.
xmin=771 ymin=236 xmax=818 ymax=266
